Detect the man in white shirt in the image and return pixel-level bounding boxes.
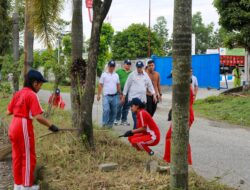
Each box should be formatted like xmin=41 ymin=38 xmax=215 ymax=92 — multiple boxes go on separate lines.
xmin=122 ymin=61 xmax=156 ymax=129
xmin=190 ymin=68 xmax=198 ymax=98
xmin=97 ymin=61 xmax=121 ymax=128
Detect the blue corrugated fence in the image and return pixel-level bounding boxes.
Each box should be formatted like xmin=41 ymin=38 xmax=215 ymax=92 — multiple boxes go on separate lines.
xmin=152 ymin=54 xmax=220 ymax=89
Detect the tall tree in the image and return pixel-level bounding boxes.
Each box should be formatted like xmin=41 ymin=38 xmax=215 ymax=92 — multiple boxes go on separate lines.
xmin=12 ymin=0 xmax=20 ymax=91
xmin=23 ymin=0 xmax=34 ymax=75
xmin=213 ymin=0 xmax=250 ymax=88
xmin=171 ymin=0 xmax=192 ymax=189
xmin=80 ymin=0 xmax=112 ymax=147
xmin=0 ymin=0 xmax=11 ymax=56
xmin=112 ymin=23 xmax=162 ymax=60
xmin=23 ymin=0 xmax=63 ymax=76
xmin=71 ymin=0 xmax=86 ymax=129
xmin=153 ymin=16 xmax=169 ymax=54
xmin=192 ymin=12 xmax=214 ymax=54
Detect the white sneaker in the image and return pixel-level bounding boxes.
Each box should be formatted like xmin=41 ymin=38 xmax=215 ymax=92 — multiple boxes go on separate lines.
xmin=14 ymin=184 xmax=22 ymax=190
xmin=21 ymin=186 xmax=31 ymax=190
xmin=114 ymin=120 xmax=119 ymax=125
xmin=31 ymin=185 xmax=39 ymax=190
xmin=121 ymin=121 xmax=130 ymax=126
xmin=20 ymin=185 xmax=39 ymax=190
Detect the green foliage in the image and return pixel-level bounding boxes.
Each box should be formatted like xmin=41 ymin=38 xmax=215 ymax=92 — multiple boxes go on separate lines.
xmin=0 ymin=0 xmax=12 ymax=55
xmin=112 ymin=23 xmax=162 ymax=60
xmin=0 ymin=54 xmax=22 ymax=80
xmin=33 ymin=49 xmax=69 ymax=85
xmin=213 ymin=0 xmax=250 ymax=50
xmin=194 ymin=95 xmax=250 ymax=127
xmin=97 ymin=23 xmax=114 ymax=76
xmin=192 ymin=12 xmax=215 ymax=54
xmin=62 ymin=35 xmax=71 ymax=57
xmin=153 ymin=16 xmax=169 ymax=55
xmin=30 ymin=0 xmax=64 ymax=47
xmin=0 ymin=82 xmax=12 ymax=97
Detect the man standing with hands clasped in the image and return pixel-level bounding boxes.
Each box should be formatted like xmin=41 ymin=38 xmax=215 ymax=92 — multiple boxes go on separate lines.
xmin=97 ymin=60 xmax=122 ymax=128
xmin=122 ymin=61 xmax=157 ymax=129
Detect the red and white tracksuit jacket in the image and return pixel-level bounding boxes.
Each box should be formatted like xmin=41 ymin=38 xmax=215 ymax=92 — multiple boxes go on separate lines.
xmin=8 ymin=87 xmax=43 ymax=187
xmin=128 ymin=109 xmax=160 ymax=153
xmin=48 ymin=94 xmax=65 ymax=109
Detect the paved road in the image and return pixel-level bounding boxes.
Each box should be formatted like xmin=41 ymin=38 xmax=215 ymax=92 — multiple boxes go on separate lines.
xmin=38 ymin=88 xmax=250 ymax=190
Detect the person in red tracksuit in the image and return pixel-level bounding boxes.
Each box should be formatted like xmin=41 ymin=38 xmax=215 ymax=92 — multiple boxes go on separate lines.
xmin=7 ymin=70 xmax=59 ymax=190
xmin=48 ymin=88 xmax=65 ymax=109
xmin=163 ymin=81 xmax=195 ymax=165
xmin=122 ymin=98 xmax=160 ymax=156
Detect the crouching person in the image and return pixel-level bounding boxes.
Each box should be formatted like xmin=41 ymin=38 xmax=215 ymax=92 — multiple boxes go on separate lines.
xmin=7 ymin=70 xmax=59 ymax=190
xmin=48 ymin=88 xmax=65 ymax=109
xmin=122 ymin=98 xmax=160 ymax=156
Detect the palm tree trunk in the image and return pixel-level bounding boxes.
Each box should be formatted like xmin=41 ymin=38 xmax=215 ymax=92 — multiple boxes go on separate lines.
xmin=80 ymin=0 xmax=112 ymax=148
xmin=12 ymin=0 xmax=20 ymax=92
xmin=170 ymin=0 xmax=192 ymax=189
xmin=71 ymin=0 xmax=84 ymax=129
xmin=244 ymin=49 xmax=250 ymax=91
xmin=24 ymin=0 xmax=34 ymax=76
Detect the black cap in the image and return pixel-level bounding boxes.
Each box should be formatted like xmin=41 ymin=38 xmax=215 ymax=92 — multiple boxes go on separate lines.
xmin=136 ymin=61 xmax=144 ymax=68
xmin=130 ymin=98 xmax=143 ymax=106
xmin=27 ymin=70 xmax=48 ymax=83
xmin=108 ymin=60 xmax=116 ymax=67
xmin=124 ymin=59 xmax=132 ymax=65
xmin=55 ymin=88 xmax=60 ymax=94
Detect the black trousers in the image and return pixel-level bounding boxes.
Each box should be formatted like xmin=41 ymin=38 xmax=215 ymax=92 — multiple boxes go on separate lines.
xmin=146 ymin=95 xmax=157 ymax=117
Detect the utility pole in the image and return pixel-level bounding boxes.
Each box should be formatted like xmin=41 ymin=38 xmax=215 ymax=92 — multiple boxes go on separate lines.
xmin=147 ymin=0 xmax=151 ymax=58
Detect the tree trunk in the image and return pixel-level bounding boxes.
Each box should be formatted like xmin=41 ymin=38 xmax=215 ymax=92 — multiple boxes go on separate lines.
xmin=71 ymin=0 xmax=84 ymax=129
xmin=243 ymin=49 xmax=250 ymax=91
xmin=170 ymin=0 xmax=192 ymax=189
xmin=24 ymin=0 xmax=34 ymax=77
xmin=12 ymin=0 xmax=20 ymax=92
xmin=80 ymin=0 xmax=112 ymax=148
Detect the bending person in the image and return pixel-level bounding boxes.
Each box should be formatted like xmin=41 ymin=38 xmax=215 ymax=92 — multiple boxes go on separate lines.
xmin=7 ymin=70 xmax=59 ymax=190
xmin=122 ymin=98 xmax=160 ymax=156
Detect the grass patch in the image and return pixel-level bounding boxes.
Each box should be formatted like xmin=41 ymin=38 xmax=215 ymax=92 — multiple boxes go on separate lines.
xmin=42 ymin=82 xmax=71 ymax=93
xmin=194 ymin=95 xmax=250 ymax=127
xmin=34 ymin=109 xmax=233 ymax=190
xmin=0 ymin=99 xmax=234 ymax=190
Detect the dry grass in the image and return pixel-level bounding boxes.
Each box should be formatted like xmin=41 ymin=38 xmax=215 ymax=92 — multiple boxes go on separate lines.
xmin=0 ymin=99 xmax=234 ymax=190
xmin=35 ymin=108 xmax=234 ymax=190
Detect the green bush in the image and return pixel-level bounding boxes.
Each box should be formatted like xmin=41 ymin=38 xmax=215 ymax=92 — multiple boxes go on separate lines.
xmin=0 ymin=82 xmax=12 ymax=97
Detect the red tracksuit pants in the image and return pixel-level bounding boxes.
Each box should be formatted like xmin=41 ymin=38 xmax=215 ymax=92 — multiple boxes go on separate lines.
xmin=128 ymin=133 xmax=158 ymax=153
xmin=163 ymin=125 xmax=192 ymax=165
xmin=8 ymin=117 xmax=36 ymax=187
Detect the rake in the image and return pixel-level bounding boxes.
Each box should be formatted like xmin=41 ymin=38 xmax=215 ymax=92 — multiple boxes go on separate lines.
xmin=0 ymin=128 xmax=79 ymax=161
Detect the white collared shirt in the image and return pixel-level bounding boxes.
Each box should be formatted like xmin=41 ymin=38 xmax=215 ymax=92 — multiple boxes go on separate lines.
xmin=123 ymin=71 xmax=155 ymax=102
xmin=99 ymin=71 xmax=120 ymax=95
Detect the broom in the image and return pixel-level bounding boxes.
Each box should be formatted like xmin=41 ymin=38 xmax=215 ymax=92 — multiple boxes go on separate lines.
xmin=0 ymin=128 xmax=79 ymax=161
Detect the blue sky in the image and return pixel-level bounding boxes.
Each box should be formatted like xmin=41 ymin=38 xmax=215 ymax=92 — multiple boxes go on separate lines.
xmin=35 ymin=0 xmax=219 ymax=49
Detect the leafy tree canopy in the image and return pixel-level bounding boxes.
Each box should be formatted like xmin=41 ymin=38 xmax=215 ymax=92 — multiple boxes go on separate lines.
xmin=112 ymin=23 xmax=162 ymax=60
xmin=153 ymin=16 xmax=170 ymax=53
xmin=213 ymin=0 xmax=250 ymax=51
xmin=192 ymin=12 xmax=215 ymax=54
